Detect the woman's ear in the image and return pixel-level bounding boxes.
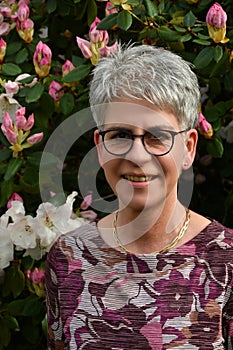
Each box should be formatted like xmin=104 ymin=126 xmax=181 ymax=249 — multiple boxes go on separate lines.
xmin=182 ymin=128 xmax=198 ymax=170
xmin=94 ymin=129 xmax=103 ymax=166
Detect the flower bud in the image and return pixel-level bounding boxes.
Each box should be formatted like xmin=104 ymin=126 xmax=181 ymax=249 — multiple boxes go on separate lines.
xmin=62 ymin=60 xmax=75 ymax=77
xmin=206 ymin=3 xmax=228 ymax=43
xmin=27 ymin=132 xmax=43 ymax=145
xmin=17 ymin=2 xmax=30 ymax=22
xmin=49 ymin=80 xmax=64 ymax=102
xmin=16 ymin=18 xmax=34 ymax=43
xmin=5 ymin=80 xmax=19 ymax=95
xmin=31 ymin=268 xmax=45 ymax=285
xmin=33 ymin=41 xmax=52 ymax=78
xmin=80 ymin=194 xmax=92 ymax=210
xmin=197 ymin=112 xmax=214 ymax=139
xmin=206 ymin=2 xmax=227 ymax=29
xmin=24 ymin=113 xmax=34 ymax=131
xmin=15 ymin=113 xmax=27 ymax=130
xmin=0 ymin=37 xmax=6 ymax=63
xmin=7 ymin=192 xmax=24 ymax=209
xmin=76 ymin=36 xmax=92 ymax=59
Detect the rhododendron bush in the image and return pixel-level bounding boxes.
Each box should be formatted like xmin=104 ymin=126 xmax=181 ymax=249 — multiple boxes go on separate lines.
xmin=0 ymin=0 xmax=233 ymax=348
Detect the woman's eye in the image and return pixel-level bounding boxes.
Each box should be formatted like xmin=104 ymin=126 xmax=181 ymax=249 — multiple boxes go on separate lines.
xmin=113 ymin=131 xmax=131 ymax=139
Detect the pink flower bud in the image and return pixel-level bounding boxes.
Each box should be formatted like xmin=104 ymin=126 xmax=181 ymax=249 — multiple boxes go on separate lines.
xmin=0 ymin=22 xmax=10 ymax=36
xmin=5 ymin=81 xmax=19 ymax=95
xmin=33 ymin=41 xmax=52 ymax=78
xmin=49 ymin=80 xmax=64 ymax=102
xmin=27 ymin=132 xmax=43 ymax=145
xmin=197 ymin=112 xmax=214 ymax=139
xmin=2 ymin=127 xmax=18 ymax=144
xmin=16 ymin=18 xmax=34 ymax=43
xmin=99 ymin=41 xmax=118 ymax=57
xmin=17 ymin=2 xmax=30 ymax=21
xmin=0 ymin=6 xmax=12 ymax=17
xmin=7 ymin=192 xmax=24 ymax=209
xmin=15 ymin=113 xmax=27 ymax=130
xmin=80 ymin=194 xmax=92 ymax=210
xmin=31 ymin=268 xmax=45 ymax=285
xmin=76 ymin=36 xmax=92 ymax=59
xmin=2 ymin=111 xmax=13 ymax=131
xmin=105 ymin=2 xmax=118 ymax=16
xmin=0 ymin=37 xmax=6 ymax=63
xmin=206 ymin=2 xmax=227 ymax=29
xmin=80 ymin=210 xmax=97 ymax=221
xmin=89 ymin=17 xmax=109 ymax=44
xmin=62 ymin=59 xmax=75 ymax=77
xmin=16 ymin=107 xmax=26 ymax=118
xmin=24 ymin=113 xmax=34 ymax=131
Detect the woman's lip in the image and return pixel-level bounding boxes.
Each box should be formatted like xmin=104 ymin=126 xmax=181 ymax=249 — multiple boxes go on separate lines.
xmin=122 ymin=175 xmax=156 ymax=187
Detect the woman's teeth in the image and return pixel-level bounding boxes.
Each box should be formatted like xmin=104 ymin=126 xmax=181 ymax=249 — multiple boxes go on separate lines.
xmin=124 ymin=175 xmax=152 ymax=182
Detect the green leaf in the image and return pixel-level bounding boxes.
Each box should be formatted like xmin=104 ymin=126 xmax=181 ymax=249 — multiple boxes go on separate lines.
xmin=1 ymin=63 xmax=22 ymax=76
xmin=158 ymin=26 xmax=181 ymax=42
xmin=0 ymin=148 xmax=11 ymax=162
xmin=173 ymin=25 xmax=186 ymax=33
xmin=60 ymin=93 xmax=75 ymax=116
xmin=180 ymin=33 xmax=192 ymax=42
xmin=117 ymin=11 xmax=133 ymax=31
xmin=143 ymin=0 xmax=158 ymax=17
xmin=6 ymin=42 xmax=22 ymax=56
xmin=207 ymin=137 xmax=224 ymax=158
xmin=87 ymin=0 xmax=97 ymax=25
xmin=192 ymin=39 xmax=211 ymax=46
xmin=214 ymin=45 xmax=223 ymax=63
xmin=184 ymin=11 xmax=196 ymax=27
xmin=15 ymin=48 xmax=29 ymax=64
xmin=224 ymin=71 xmax=233 ymax=93
xmin=204 ymin=102 xmax=226 ymax=121
xmin=0 ymin=321 xmax=11 ymax=347
xmin=12 ymin=269 xmax=25 ymax=298
xmin=193 ymin=47 xmax=214 ymax=69
xmin=7 ymin=295 xmax=41 ymax=317
xmin=25 ymin=83 xmax=44 ymax=103
xmin=0 ymin=179 xmax=14 ymax=207
xmin=4 ymin=158 xmax=23 ymax=181
xmin=2 ymin=315 xmax=19 ymax=331
xmin=63 ymin=65 xmax=91 ymax=83
xmin=97 ymin=13 xmax=118 ymax=30
xmin=197 ymin=33 xmax=210 ymax=40
xmin=46 ymin=0 xmax=57 ymax=13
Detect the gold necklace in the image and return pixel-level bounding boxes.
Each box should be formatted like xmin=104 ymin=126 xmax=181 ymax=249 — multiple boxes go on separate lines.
xmin=112 ymin=208 xmax=191 ymax=255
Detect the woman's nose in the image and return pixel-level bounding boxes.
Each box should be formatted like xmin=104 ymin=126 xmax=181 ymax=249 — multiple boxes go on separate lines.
xmin=125 ymin=136 xmax=152 ymax=164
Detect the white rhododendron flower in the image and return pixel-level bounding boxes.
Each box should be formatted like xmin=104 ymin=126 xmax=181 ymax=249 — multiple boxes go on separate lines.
xmin=0 ymin=214 xmax=14 ymax=270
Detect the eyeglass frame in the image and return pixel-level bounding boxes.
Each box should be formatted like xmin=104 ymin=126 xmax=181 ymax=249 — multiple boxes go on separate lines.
xmin=98 ymin=128 xmax=190 ymax=157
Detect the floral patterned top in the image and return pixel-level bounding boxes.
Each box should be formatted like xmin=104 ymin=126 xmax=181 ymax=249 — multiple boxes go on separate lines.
xmin=45 ymin=220 xmax=233 ymax=350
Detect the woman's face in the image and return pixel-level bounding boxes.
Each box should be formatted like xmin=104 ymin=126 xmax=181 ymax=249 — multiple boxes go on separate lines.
xmin=94 ymin=100 xmax=197 ymax=213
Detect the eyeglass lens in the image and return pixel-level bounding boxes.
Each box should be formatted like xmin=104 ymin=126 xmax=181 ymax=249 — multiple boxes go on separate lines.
xmin=103 ymin=129 xmax=174 ymax=156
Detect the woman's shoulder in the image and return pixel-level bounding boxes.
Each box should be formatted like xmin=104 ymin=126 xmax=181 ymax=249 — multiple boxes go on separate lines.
xmin=47 ymin=221 xmax=100 ymax=261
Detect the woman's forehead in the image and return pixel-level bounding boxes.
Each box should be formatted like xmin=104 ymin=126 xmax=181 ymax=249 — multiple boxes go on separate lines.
xmin=103 ymin=101 xmax=179 ymax=130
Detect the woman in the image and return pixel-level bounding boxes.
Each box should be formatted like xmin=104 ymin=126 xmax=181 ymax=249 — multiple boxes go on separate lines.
xmin=45 ymin=45 xmax=233 ymax=349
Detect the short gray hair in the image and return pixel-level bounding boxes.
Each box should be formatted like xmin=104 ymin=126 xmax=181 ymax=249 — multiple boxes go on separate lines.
xmin=89 ymin=44 xmax=200 ymax=129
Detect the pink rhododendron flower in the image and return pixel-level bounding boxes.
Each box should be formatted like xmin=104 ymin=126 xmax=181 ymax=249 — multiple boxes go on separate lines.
xmin=206 ymin=2 xmax=227 ymax=29
xmin=31 ymin=267 xmax=45 ymax=285
xmin=7 ymin=192 xmax=24 ymax=209
xmin=4 ymin=81 xmax=19 ymax=96
xmin=49 ymin=80 xmax=64 ymax=102
xmin=16 ymin=17 xmax=34 ymax=43
xmin=62 ymin=60 xmax=75 ymax=77
xmin=76 ymin=17 xmax=117 ymax=65
xmin=33 ymin=41 xmax=52 ymax=78
xmin=17 ymin=2 xmax=30 ymax=22
xmin=105 ymin=2 xmax=118 ymax=16
xmin=27 ymin=132 xmax=43 ymax=145
xmin=80 ymin=194 xmax=93 ymax=210
xmin=76 ymin=37 xmax=92 ymax=59
xmin=0 ymin=37 xmax=6 ymax=63
xmin=197 ymin=112 xmax=214 ymax=139
xmin=80 ymin=210 xmax=97 ymax=221
xmin=206 ymin=3 xmax=228 ymax=43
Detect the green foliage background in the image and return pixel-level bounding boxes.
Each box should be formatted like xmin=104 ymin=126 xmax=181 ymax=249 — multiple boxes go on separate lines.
xmin=0 ymin=0 xmax=233 ymax=348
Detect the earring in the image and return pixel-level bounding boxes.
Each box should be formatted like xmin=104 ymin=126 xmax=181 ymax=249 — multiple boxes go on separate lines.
xmin=184 ymin=161 xmax=189 ymax=166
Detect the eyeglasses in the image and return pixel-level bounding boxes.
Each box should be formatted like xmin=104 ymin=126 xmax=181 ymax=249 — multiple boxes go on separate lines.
xmin=99 ymin=128 xmax=189 ymax=156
